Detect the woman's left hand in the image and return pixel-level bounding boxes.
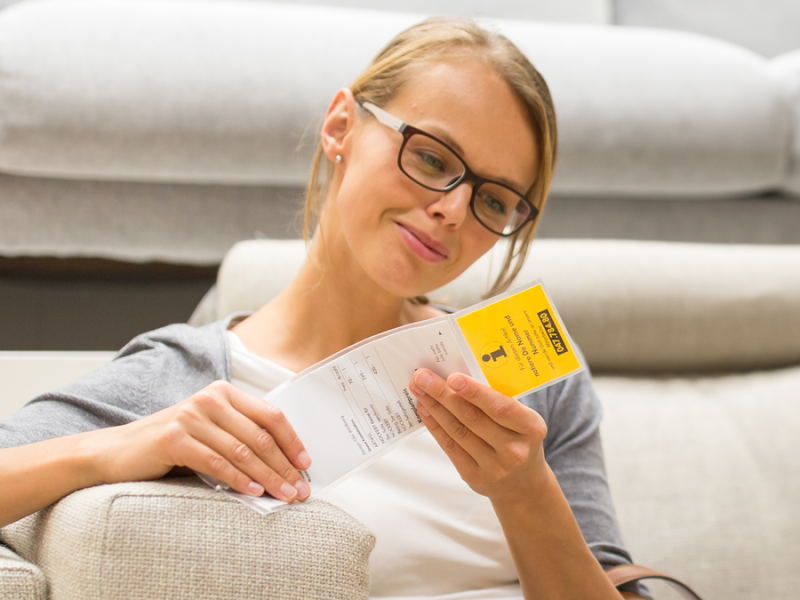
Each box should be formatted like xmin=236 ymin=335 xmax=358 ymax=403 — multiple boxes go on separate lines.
xmin=409 ymin=368 xmax=549 ymax=504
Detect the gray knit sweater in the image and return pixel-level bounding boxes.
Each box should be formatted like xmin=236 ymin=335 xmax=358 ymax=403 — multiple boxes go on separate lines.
xmin=0 ymin=317 xmax=635 ymax=573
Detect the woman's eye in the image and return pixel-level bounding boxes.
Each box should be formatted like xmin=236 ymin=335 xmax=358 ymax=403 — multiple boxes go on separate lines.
xmin=482 ymin=194 xmax=507 ymax=215
xmin=415 ymin=151 xmax=445 ymax=172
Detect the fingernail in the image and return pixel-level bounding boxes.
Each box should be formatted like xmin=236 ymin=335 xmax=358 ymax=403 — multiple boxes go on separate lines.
xmin=281 ymin=481 xmax=298 ymax=501
xmin=294 ymin=479 xmax=311 ymax=499
xmin=247 ymin=481 xmax=265 ymax=496
xmin=297 ymin=450 xmax=312 ymax=469
xmin=409 ymin=383 xmax=425 ymax=397
xmin=450 ymin=375 xmax=466 ymax=391
xmin=417 ymin=402 xmax=430 ymax=417
xmin=416 ymin=371 xmax=433 ymax=388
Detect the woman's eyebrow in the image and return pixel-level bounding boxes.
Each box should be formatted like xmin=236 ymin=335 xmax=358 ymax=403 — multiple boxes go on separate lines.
xmin=426 ymin=125 xmax=529 ymax=193
xmin=427 ymin=125 xmax=466 ymax=156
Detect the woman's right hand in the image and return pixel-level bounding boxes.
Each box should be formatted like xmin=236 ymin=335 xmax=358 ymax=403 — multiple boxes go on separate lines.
xmin=89 ymin=380 xmax=311 ymax=502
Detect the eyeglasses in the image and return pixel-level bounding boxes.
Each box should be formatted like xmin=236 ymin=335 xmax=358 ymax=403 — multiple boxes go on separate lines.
xmin=359 ymin=101 xmax=537 ymax=237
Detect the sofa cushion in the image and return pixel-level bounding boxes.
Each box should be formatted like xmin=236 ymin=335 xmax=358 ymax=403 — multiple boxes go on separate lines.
xmin=499 ymin=20 xmax=792 ymax=197
xmin=0 ymin=545 xmax=46 ymax=600
xmin=6 ymin=176 xmax=800 ymax=267
xmin=0 ymin=172 xmax=300 ymax=265
xmin=0 ymin=478 xmax=375 ymax=600
xmin=598 ymin=364 xmax=800 ymax=599
xmin=212 ymin=239 xmax=800 ymax=373
xmin=0 ymin=0 xmax=790 ymax=197
xmin=513 ymin=240 xmax=800 ymax=373
xmin=0 ymin=0 xmax=419 ymax=186
xmin=438 ymin=239 xmax=800 ymax=372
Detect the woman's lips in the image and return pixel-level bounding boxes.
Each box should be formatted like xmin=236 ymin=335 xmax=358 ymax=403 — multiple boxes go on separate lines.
xmin=395 ymin=222 xmax=449 ymax=263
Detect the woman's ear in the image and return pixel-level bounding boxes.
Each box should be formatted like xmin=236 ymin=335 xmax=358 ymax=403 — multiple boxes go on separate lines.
xmin=320 ymin=88 xmax=357 ymax=164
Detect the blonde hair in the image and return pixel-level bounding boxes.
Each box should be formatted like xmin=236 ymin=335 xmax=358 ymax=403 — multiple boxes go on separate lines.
xmin=303 ymin=16 xmax=557 ymax=298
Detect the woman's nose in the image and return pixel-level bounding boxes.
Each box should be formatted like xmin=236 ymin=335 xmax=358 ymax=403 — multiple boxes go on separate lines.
xmin=427 ymin=182 xmax=472 ymax=228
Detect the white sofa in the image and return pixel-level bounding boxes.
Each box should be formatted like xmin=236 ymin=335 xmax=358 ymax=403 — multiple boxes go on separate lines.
xmin=3 ymin=237 xmax=800 ymax=599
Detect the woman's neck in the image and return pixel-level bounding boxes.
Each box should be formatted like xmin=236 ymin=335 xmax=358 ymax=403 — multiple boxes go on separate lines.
xmin=231 ymin=245 xmax=439 ymax=373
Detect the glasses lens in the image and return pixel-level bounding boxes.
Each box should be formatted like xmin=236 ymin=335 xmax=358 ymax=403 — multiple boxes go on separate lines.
xmin=400 ymin=134 xmax=465 ymax=190
xmin=472 ymin=182 xmax=531 ymax=235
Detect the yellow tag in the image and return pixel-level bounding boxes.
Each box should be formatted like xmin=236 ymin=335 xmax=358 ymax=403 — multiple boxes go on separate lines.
xmin=455 ymin=283 xmax=582 ymax=397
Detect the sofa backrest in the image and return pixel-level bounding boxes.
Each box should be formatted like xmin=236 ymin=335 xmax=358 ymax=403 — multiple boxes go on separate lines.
xmin=214 ymin=238 xmax=800 ymax=374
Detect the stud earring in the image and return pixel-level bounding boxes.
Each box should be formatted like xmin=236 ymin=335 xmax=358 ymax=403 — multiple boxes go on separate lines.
xmin=335 ymin=155 xmax=343 ymax=163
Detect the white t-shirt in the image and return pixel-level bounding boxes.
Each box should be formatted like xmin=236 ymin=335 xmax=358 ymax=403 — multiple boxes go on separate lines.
xmin=227 ymin=331 xmax=523 ymax=600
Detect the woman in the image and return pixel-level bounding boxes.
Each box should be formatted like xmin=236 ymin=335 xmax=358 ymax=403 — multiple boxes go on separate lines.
xmin=0 ymin=17 xmax=641 ymax=600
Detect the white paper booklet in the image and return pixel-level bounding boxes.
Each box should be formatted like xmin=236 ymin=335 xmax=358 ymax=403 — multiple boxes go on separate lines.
xmin=199 ymin=279 xmax=584 ymax=514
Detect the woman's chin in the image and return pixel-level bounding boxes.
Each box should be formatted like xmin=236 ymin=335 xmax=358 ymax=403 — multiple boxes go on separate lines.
xmin=371 ymin=263 xmax=460 ymax=301
xmin=365 ymin=264 xmax=434 ymax=300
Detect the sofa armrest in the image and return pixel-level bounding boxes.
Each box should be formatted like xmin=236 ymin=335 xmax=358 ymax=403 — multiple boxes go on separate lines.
xmin=0 ymin=478 xmax=374 ymax=600
xmin=0 ymin=544 xmax=46 ymax=600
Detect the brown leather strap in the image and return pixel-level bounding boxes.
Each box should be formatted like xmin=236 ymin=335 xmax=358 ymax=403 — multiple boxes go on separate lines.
xmin=607 ymin=564 xmax=703 ymax=600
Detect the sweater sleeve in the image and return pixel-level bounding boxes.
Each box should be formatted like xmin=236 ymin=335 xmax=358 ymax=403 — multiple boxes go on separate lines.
xmin=519 ymin=364 xmax=632 ymax=564
xmin=521 ymin=363 xmax=650 ymax=596
xmin=0 ymin=322 xmax=230 ymax=450
xmin=541 ymin=369 xmax=633 ymax=568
